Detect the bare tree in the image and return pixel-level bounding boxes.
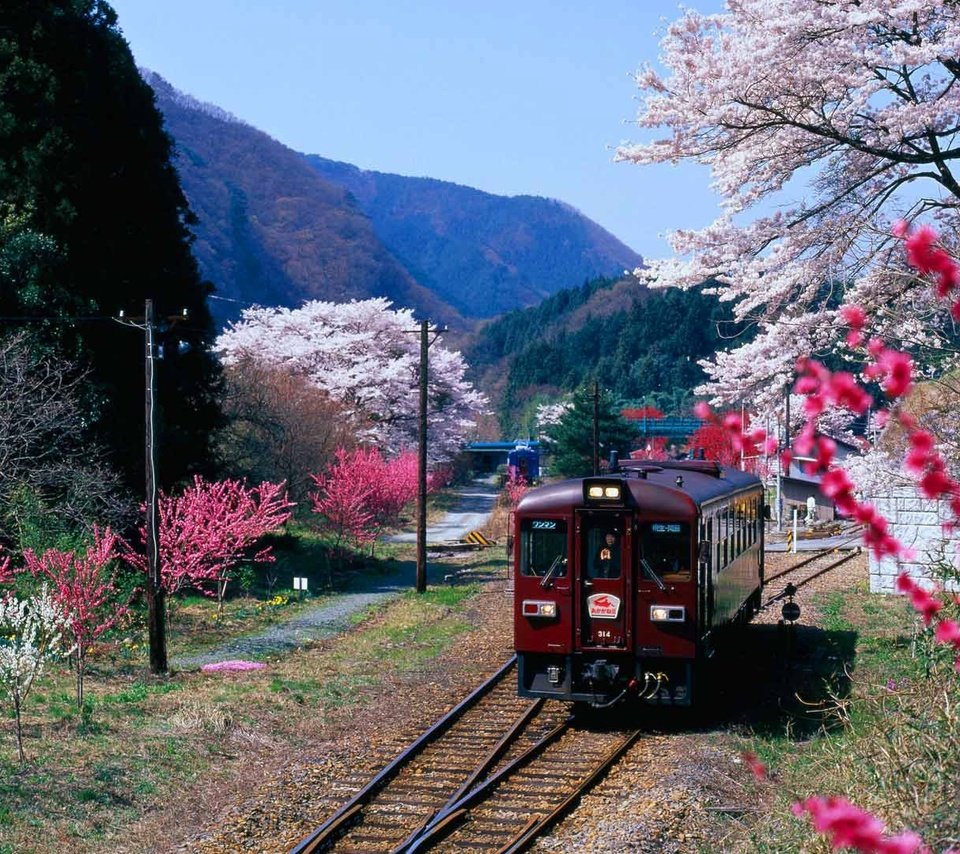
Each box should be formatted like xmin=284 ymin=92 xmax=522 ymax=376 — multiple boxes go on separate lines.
xmin=216 ymin=358 xmax=360 ymax=503
xmin=0 ymin=332 xmax=132 ymax=549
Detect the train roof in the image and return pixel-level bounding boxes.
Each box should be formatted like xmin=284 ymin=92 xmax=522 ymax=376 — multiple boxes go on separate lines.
xmin=517 ymin=460 xmax=762 ymax=517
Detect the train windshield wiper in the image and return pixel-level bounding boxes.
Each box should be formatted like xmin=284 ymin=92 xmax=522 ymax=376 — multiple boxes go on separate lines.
xmin=640 ymin=557 xmax=666 ymax=591
xmin=540 ymin=554 xmax=566 ymax=588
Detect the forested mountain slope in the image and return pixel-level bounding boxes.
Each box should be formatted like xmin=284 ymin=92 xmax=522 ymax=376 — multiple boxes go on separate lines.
xmin=464 ymin=275 xmax=743 ymax=434
xmin=147 ymin=73 xmax=462 ymax=327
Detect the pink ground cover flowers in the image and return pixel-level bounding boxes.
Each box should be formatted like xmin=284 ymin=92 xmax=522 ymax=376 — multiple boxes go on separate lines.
xmin=200 ymin=660 xmax=267 ymax=673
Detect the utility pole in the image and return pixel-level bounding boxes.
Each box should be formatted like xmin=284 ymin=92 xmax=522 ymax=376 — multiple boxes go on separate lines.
xmin=416 ymin=320 xmax=429 ymax=594
xmin=412 ymin=319 xmax=447 ymax=594
xmin=144 ymin=299 xmax=167 ymax=674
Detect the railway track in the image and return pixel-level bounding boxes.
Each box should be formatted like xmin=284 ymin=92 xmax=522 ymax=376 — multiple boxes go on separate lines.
xmin=290 ymin=657 xmax=639 ymax=853
xmin=762 ymin=537 xmax=863 ymax=610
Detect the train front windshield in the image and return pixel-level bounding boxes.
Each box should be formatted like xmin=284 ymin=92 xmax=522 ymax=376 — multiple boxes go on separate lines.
xmin=639 ymin=522 xmax=691 ymax=582
xmin=520 ymin=519 xmax=568 ymax=578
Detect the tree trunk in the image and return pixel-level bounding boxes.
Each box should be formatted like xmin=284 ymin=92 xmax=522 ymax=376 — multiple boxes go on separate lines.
xmin=14 ymin=696 xmax=24 ymax=764
xmin=75 ymin=645 xmax=86 ymax=709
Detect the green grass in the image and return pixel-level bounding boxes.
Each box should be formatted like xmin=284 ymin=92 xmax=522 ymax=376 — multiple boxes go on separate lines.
xmin=725 ymin=583 xmax=960 ymax=852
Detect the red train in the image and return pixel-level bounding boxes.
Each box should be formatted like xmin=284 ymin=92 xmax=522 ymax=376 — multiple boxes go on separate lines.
xmin=513 ymin=457 xmax=764 ymax=707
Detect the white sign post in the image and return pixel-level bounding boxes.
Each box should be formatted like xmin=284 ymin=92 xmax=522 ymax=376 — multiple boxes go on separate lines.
xmin=293 ymin=576 xmax=308 ymax=600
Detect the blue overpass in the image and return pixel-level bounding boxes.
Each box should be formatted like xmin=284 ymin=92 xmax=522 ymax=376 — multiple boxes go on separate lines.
xmin=630 ymin=417 xmax=704 ymax=439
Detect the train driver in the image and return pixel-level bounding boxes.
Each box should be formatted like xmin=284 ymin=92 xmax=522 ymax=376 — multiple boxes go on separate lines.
xmin=591 ymin=531 xmax=621 ymax=579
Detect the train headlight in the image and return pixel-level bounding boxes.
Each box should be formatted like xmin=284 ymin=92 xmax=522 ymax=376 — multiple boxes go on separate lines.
xmin=584 ymin=479 xmax=623 ymax=503
xmin=522 ymin=600 xmax=558 ymax=618
xmin=650 ymin=605 xmax=686 ymax=622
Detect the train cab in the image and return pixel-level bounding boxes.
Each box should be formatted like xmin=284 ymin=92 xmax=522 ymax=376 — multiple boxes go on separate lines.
xmin=513 ymin=460 xmax=763 ymax=707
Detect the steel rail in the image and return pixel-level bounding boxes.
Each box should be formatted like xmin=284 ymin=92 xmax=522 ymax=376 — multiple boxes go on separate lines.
xmin=763 ymin=550 xmax=860 ymax=609
xmin=288 ymin=655 xmax=517 ymax=854
xmin=499 ymin=728 xmax=643 ymax=854
xmin=390 ymin=698 xmax=544 ymax=854
xmin=766 ymin=535 xmax=862 ymax=584
xmin=402 ymin=719 xmax=573 ymax=853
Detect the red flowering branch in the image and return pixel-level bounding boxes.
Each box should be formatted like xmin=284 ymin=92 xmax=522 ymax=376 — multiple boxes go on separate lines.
xmin=792 ymin=796 xmax=930 ymax=854
xmin=503 ymin=471 xmax=529 ymax=508
xmin=727 ymin=223 xmax=960 ymax=854
xmin=23 ymin=526 xmax=127 ymax=708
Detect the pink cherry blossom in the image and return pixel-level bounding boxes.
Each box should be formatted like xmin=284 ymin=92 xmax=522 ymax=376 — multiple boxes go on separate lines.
xmin=215 ymin=298 xmax=486 ymax=459
xmin=792 ymin=796 xmax=929 ymax=853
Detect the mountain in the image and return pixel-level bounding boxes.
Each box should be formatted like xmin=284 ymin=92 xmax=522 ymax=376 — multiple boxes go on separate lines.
xmin=304 ymin=156 xmax=642 ymax=319
xmin=146 ymin=73 xmax=459 ymax=327
xmin=146 ymin=73 xmax=641 ymax=327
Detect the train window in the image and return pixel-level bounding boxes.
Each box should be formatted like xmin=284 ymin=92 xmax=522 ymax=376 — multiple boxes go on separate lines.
xmin=639 ymin=522 xmax=691 ymax=582
xmin=585 ymin=526 xmax=622 ymax=579
xmin=519 ymin=519 xmax=568 ymax=578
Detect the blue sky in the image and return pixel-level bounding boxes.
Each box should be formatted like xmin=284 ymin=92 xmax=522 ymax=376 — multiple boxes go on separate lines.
xmin=109 ymin=0 xmax=723 ymax=261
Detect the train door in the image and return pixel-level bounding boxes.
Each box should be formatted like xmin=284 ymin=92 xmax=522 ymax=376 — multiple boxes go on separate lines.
xmin=576 ymin=512 xmax=631 ymax=650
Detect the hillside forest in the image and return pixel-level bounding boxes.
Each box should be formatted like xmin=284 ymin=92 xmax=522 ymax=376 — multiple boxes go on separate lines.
xmin=464 ymin=275 xmax=742 ymax=437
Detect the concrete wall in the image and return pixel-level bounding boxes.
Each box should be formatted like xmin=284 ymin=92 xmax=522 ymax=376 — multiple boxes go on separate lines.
xmin=868 ymin=487 xmax=960 ymax=593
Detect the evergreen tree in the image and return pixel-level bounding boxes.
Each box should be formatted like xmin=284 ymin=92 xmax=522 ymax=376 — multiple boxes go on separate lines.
xmin=0 ymin=0 xmax=221 ymax=490
xmin=544 ymin=385 xmax=637 ymax=478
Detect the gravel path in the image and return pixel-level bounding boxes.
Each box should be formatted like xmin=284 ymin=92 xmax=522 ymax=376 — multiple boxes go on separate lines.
xmin=171 ymin=565 xmax=413 ymax=670
xmin=383 ymin=477 xmax=499 ymax=544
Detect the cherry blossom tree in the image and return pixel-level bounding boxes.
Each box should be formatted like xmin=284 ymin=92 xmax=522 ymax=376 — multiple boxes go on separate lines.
xmin=214 ymin=299 xmax=487 ymax=459
xmin=127 ymin=478 xmax=294 ymax=616
xmin=0 ymin=586 xmax=69 ymax=763
xmin=619 ymin=2 xmax=960 ymax=413
xmin=23 ymin=527 xmax=126 ymax=708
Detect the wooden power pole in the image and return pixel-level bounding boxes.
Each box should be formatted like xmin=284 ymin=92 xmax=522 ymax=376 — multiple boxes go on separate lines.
xmin=144 ymin=299 xmax=168 ymax=674
xmin=592 ymin=381 xmax=600 ymax=475
xmin=416 ymin=319 xmax=429 ymax=594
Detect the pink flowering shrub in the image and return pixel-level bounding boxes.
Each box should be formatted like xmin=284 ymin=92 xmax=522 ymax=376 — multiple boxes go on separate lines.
xmin=502 ymin=471 xmax=529 ymax=508
xmin=23 ymin=526 xmax=127 ymax=709
xmin=310 ymin=446 xmax=420 ymax=563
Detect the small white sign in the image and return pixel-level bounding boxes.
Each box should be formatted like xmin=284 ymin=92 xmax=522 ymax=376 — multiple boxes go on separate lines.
xmin=293 ymin=576 xmax=308 ymax=591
